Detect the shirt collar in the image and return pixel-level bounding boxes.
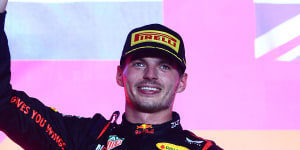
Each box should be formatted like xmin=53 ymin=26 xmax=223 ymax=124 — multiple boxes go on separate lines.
xmin=120 ymin=112 xmax=182 ymax=136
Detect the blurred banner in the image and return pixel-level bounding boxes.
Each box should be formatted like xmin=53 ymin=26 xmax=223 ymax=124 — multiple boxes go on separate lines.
xmin=1 ymin=0 xmax=300 ymax=150
xmin=254 ymin=0 xmax=300 ymax=61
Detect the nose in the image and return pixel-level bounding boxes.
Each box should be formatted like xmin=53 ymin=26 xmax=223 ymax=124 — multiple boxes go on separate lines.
xmin=143 ymin=66 xmax=158 ymax=80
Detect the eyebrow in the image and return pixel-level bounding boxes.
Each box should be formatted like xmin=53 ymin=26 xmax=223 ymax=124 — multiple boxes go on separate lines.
xmin=131 ymin=57 xmax=172 ymax=64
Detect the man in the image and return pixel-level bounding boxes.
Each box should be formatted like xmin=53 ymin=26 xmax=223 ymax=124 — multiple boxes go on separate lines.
xmin=0 ymin=0 xmax=223 ymax=149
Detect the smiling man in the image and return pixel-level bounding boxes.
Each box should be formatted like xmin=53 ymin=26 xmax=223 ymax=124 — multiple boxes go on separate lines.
xmin=0 ymin=0 xmax=222 ymax=149
xmin=117 ymin=25 xmax=188 ymax=125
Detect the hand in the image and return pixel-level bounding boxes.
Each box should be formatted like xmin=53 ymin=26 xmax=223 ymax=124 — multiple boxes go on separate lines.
xmin=0 ymin=0 xmax=8 ymax=13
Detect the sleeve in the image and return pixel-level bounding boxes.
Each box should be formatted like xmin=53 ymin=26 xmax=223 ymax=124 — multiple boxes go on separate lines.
xmin=207 ymin=142 xmax=223 ymax=150
xmin=183 ymin=130 xmax=223 ymax=150
xmin=0 ymin=11 xmax=108 ymax=150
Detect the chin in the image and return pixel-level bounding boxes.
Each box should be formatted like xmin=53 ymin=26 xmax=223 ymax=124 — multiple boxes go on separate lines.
xmin=133 ymin=101 xmax=169 ymax=113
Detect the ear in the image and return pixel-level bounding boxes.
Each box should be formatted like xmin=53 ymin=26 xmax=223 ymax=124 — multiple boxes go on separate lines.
xmin=116 ymin=66 xmax=124 ymax=87
xmin=176 ymin=73 xmax=188 ymax=93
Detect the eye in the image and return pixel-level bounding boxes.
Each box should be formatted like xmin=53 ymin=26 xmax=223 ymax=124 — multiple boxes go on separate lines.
xmin=160 ymin=65 xmax=170 ymax=70
xmin=134 ymin=62 xmax=144 ymax=67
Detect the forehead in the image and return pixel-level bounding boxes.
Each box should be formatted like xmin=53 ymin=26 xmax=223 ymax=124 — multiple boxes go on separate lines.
xmin=122 ymin=51 xmax=183 ymax=75
xmin=126 ymin=51 xmax=176 ymax=65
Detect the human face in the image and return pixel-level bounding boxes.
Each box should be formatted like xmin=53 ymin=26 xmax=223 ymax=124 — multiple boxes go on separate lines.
xmin=116 ymin=53 xmax=187 ymax=113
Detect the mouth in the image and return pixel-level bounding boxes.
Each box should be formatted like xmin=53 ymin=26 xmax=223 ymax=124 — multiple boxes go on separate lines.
xmin=137 ymin=86 xmax=161 ymax=95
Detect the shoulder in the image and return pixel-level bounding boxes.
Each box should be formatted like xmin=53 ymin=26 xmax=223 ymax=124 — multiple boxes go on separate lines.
xmin=183 ymin=130 xmax=223 ymax=150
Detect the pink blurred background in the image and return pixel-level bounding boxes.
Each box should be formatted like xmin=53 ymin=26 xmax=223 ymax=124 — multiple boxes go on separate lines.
xmin=1 ymin=0 xmax=300 ymax=149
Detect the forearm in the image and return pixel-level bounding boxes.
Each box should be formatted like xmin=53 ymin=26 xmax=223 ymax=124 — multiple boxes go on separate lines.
xmin=0 ymin=11 xmax=11 ymax=99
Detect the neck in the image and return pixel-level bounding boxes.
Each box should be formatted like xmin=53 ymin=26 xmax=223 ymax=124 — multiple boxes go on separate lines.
xmin=125 ymin=106 xmax=173 ymax=124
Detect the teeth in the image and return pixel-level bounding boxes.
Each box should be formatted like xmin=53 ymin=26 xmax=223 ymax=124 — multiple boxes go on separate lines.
xmin=140 ymin=87 xmax=160 ymax=91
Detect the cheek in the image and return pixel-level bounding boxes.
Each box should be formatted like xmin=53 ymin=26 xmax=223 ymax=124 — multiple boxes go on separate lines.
xmin=123 ymin=78 xmax=134 ymax=98
xmin=123 ymin=77 xmax=133 ymax=92
xmin=163 ymin=75 xmax=180 ymax=90
xmin=123 ymin=72 xmax=139 ymax=89
xmin=125 ymin=69 xmax=143 ymax=82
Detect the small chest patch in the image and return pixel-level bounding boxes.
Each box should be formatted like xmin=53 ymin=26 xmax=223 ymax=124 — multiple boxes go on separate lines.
xmin=156 ymin=142 xmax=190 ymax=150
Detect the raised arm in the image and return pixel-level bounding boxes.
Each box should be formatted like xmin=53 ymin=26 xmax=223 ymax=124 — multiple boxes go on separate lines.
xmin=0 ymin=6 xmax=70 ymax=148
xmin=0 ymin=3 xmax=109 ymax=149
xmin=0 ymin=0 xmax=10 ymax=99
